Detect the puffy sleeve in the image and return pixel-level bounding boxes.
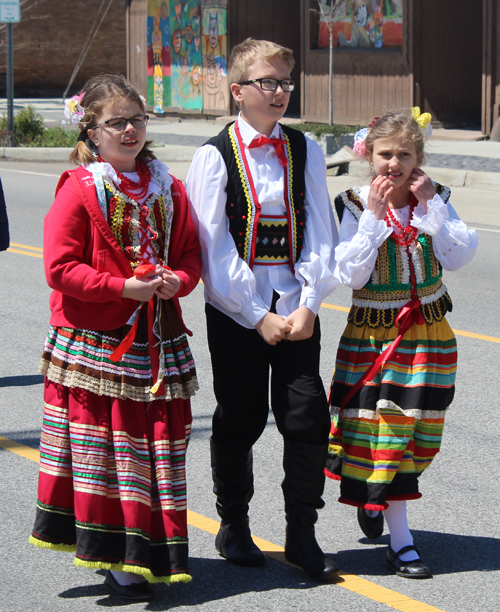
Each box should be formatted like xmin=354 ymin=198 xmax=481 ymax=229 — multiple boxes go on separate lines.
xmin=410 ymin=193 xmax=478 ymax=271
xmin=295 ymin=137 xmax=340 ymax=313
xmin=185 ymin=144 xmax=269 ymax=327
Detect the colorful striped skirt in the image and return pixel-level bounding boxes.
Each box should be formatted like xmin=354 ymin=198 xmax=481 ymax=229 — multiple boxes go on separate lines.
xmin=325 ymin=317 xmax=456 ymax=510
xmin=30 ymin=379 xmax=192 ymax=584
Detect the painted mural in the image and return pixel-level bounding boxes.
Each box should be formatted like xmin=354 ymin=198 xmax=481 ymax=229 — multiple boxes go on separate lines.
xmin=318 ymin=0 xmax=403 ymax=50
xmin=147 ymin=0 xmax=228 ymax=113
xmin=201 ymin=0 xmax=228 ymax=112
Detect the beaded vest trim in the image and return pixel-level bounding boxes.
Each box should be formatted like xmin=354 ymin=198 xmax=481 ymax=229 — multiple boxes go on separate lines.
xmin=335 ymin=183 xmax=453 ymax=327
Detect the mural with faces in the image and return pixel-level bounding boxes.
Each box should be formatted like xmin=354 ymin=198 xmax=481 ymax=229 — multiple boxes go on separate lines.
xmin=169 ymin=0 xmax=203 ymax=110
xmin=201 ymin=0 xmax=228 ymax=112
xmin=147 ymin=0 xmax=172 ymax=111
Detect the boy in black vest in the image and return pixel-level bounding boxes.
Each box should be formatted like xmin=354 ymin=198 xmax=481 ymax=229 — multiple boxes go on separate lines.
xmin=186 ymin=38 xmax=339 ymax=580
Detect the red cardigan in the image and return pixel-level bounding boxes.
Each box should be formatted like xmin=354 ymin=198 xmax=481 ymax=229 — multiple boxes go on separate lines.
xmin=44 ymin=164 xmax=201 ymax=331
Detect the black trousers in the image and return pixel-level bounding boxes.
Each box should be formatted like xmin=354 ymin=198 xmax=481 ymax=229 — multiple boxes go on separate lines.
xmin=205 ymin=303 xmax=331 ymax=452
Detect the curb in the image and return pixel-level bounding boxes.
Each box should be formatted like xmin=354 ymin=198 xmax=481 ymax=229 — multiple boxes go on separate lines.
xmin=1 ymin=146 xmax=499 ymax=188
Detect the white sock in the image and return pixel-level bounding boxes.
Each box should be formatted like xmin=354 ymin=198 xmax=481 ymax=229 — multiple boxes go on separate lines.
xmin=110 ymin=570 xmax=146 ymax=586
xmin=365 ymin=509 xmax=379 ymax=518
xmin=383 ymin=500 xmax=419 ymax=562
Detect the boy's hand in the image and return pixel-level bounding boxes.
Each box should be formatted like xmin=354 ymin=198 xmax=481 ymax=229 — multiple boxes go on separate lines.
xmin=155 ymin=266 xmax=182 ymax=300
xmin=367 ymin=175 xmax=392 ymax=220
xmin=255 ymin=312 xmax=292 ymax=346
xmin=407 ymin=169 xmax=436 ymax=211
xmin=284 ymin=306 xmax=316 ymax=341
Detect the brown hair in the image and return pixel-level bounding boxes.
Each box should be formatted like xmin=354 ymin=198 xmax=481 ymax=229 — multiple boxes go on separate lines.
xmin=365 ymin=110 xmax=426 ymax=162
xmin=69 ymin=73 xmax=155 ymax=166
xmin=228 ymin=38 xmax=295 ymax=84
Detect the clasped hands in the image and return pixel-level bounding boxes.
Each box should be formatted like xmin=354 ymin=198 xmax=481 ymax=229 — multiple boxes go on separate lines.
xmin=121 ymin=264 xmax=181 ymax=302
xmin=255 ymin=305 xmax=315 ymax=345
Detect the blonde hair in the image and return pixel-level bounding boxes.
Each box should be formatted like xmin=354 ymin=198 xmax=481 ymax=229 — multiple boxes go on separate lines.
xmin=228 ymin=38 xmax=295 ymax=84
xmin=365 ymin=110 xmax=426 ymax=161
xmin=69 ymin=73 xmax=155 ymax=166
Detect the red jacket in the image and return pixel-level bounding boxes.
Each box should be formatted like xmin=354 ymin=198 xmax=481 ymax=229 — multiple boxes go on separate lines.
xmin=44 ymin=165 xmax=201 ymax=331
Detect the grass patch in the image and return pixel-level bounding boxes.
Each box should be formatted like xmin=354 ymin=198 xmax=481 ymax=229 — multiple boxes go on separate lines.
xmin=292 ymin=122 xmax=362 ymax=138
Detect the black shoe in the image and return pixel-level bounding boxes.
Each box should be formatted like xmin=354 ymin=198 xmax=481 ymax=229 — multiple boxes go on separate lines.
xmin=357 ymin=507 xmax=384 ymax=539
xmin=215 ymin=519 xmax=266 ymax=567
xmin=285 ymin=527 xmax=339 ymax=580
xmin=104 ymin=570 xmax=155 ymax=601
xmin=386 ymin=545 xmax=432 ymax=579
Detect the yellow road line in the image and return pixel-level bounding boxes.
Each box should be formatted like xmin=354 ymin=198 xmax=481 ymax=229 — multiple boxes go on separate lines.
xmin=1 ymin=435 xmax=446 ymax=612
xmin=7 ymin=247 xmax=43 ymax=258
xmin=10 ymin=242 xmax=43 ymax=252
xmin=321 ymin=302 xmax=350 ymax=313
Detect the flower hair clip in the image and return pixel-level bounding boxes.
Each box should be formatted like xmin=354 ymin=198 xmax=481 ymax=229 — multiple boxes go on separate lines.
xmin=62 ymin=92 xmax=85 ymax=125
xmin=412 ymin=106 xmax=433 ymax=140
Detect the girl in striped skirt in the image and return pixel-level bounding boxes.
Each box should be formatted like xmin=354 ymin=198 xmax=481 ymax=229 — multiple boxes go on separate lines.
xmin=326 ymin=109 xmax=477 ymax=578
xmin=29 ymin=75 xmax=201 ymax=601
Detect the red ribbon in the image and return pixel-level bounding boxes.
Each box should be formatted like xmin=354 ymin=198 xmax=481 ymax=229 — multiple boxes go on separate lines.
xmin=248 ymin=136 xmax=288 ymax=168
xmin=109 ymin=263 xmax=168 ymax=396
xmin=339 ymin=250 xmax=424 ymax=412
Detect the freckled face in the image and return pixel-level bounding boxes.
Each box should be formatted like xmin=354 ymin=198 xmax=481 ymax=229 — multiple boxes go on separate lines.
xmin=88 ymin=98 xmax=146 ymax=173
xmin=369 ymin=136 xmax=422 ymax=188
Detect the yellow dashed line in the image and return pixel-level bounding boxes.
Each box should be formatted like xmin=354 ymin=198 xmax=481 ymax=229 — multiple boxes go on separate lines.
xmin=2 ymin=435 xmax=446 ymax=612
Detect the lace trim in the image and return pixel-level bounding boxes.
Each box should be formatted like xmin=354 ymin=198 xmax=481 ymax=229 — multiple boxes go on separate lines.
xmin=39 ymin=360 xmax=199 ymax=402
xmin=331 ymin=399 xmax=447 ymax=421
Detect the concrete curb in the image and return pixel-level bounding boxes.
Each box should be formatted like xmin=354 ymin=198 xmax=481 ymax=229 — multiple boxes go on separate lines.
xmin=1 ymin=146 xmax=499 ymax=188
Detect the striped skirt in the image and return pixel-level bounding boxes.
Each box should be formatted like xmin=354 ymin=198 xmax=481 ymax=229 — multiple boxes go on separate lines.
xmin=30 ymin=379 xmax=192 ymax=584
xmin=325 ymin=317 xmax=456 ymax=510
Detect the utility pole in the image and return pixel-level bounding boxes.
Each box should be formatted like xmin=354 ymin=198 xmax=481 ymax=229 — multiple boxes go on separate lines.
xmin=0 ymin=0 xmax=21 ymax=146
xmin=313 ymin=1 xmax=340 ymax=126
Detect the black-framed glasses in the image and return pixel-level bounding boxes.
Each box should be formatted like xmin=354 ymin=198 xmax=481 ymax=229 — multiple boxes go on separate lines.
xmin=238 ymin=78 xmax=295 ymax=92
xmin=92 ymin=114 xmax=149 ymax=131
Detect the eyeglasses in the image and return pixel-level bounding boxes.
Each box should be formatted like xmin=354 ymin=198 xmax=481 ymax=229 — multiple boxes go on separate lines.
xmin=238 ymin=78 xmax=295 ymax=92
xmin=92 ymin=115 xmax=149 ymax=131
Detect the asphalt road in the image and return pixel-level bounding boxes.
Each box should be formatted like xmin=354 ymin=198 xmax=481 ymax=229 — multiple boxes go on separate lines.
xmin=0 ymin=161 xmax=499 ymax=612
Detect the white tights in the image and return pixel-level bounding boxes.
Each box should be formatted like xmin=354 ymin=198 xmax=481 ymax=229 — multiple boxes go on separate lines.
xmin=382 ymin=500 xmax=419 ymax=561
xmin=110 ymin=570 xmax=146 ymax=586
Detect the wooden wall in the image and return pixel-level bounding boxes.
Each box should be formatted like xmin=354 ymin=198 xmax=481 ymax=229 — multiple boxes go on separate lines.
xmin=127 ymin=0 xmax=148 ymax=100
xmin=413 ymin=0 xmax=482 ymax=127
xmin=301 ymin=0 xmax=413 ymax=125
xmin=482 ymin=0 xmax=500 ymax=134
xmin=227 ymin=0 xmax=302 ymax=116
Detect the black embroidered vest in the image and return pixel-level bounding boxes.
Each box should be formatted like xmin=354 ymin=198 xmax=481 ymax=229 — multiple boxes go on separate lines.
xmin=205 ymin=122 xmax=307 ymax=271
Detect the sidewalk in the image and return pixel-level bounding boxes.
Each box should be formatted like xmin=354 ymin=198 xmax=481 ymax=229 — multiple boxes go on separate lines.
xmin=1 ymin=98 xmax=500 ymax=187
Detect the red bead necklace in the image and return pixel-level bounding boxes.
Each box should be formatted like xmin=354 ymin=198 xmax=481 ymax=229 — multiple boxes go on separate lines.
xmin=98 ymin=156 xmax=151 ymax=201
xmin=385 ymin=195 xmax=419 ymax=246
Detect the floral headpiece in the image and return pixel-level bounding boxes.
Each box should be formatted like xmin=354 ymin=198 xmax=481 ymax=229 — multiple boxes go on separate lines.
xmin=352 ymin=107 xmax=433 ymax=159
xmin=62 ymin=92 xmax=85 ymax=126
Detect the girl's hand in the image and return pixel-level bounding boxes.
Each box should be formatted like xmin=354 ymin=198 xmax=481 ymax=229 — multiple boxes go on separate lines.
xmin=367 ymin=175 xmax=392 ymax=220
xmin=121 ymin=268 xmax=163 ymax=302
xmin=155 ymin=266 xmax=182 ymax=300
xmin=407 ymin=168 xmax=436 ymax=211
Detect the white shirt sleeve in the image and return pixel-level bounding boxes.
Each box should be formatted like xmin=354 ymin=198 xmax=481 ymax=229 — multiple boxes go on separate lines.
xmin=411 ymin=194 xmax=478 ymax=271
xmin=334 ymin=203 xmax=393 ymax=289
xmin=295 ymin=138 xmax=340 ymax=314
xmin=185 ymin=144 xmax=269 ymax=327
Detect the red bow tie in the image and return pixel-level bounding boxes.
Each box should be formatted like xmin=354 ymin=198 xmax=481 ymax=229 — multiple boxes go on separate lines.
xmin=248 ymin=136 xmax=288 ymax=167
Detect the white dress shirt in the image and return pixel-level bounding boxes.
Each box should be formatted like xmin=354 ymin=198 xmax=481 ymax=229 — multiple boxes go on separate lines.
xmin=334 ymin=184 xmax=478 ymax=289
xmin=186 ymin=114 xmax=339 ymax=329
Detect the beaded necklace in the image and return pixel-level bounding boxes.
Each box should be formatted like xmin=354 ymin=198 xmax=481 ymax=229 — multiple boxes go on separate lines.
xmin=385 ymin=194 xmax=419 ymax=246
xmin=98 ymin=156 xmax=151 ymax=201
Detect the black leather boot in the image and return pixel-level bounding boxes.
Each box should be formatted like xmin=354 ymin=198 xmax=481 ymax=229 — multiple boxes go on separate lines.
xmin=282 ymin=439 xmax=338 ymax=580
xmin=211 ymin=438 xmax=265 ymax=567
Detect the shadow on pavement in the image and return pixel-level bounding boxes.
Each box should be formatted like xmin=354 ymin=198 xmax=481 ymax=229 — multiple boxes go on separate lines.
xmin=336 ymin=529 xmax=500 ymax=577
xmin=0 ymin=374 xmax=44 ymax=387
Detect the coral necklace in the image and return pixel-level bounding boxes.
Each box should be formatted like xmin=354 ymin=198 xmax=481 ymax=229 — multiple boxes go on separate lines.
xmin=385 ymin=194 xmax=419 ymax=246
xmin=98 ymin=156 xmax=151 ymax=200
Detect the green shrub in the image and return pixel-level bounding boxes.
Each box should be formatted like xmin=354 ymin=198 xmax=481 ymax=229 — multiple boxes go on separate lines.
xmin=0 ymin=104 xmax=45 ymax=144
xmin=26 ymin=127 xmax=79 ymax=148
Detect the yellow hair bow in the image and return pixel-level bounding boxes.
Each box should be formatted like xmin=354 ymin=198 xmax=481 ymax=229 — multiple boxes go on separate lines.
xmin=412 ymin=106 xmax=432 ymax=129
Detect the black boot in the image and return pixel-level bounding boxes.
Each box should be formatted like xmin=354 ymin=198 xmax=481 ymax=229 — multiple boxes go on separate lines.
xmin=211 ymin=438 xmax=265 ymax=567
xmin=282 ymin=439 xmax=338 ymax=580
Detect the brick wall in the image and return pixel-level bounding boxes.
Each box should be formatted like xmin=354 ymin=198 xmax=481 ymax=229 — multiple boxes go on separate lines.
xmin=0 ymin=0 xmax=128 ymax=96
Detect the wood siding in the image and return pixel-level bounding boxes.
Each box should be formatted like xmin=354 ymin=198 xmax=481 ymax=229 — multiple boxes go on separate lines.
xmin=127 ymin=0 xmax=148 ymax=101
xmin=301 ymin=0 xmax=413 ymax=125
